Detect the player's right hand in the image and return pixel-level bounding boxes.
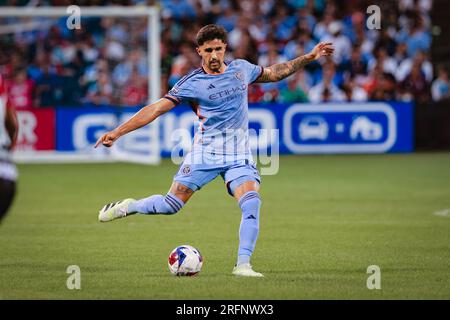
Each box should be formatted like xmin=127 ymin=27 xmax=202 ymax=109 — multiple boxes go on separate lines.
xmin=95 ymin=131 xmax=119 ymax=148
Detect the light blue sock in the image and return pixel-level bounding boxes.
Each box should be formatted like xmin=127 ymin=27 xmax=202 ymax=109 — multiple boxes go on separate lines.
xmin=127 ymin=193 xmax=184 ymax=215
xmin=236 ymin=191 xmax=261 ymax=266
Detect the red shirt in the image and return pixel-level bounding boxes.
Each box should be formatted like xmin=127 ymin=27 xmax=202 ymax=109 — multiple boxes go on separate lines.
xmin=0 ymin=74 xmax=5 ymax=96
xmin=0 ymin=74 xmax=10 ymax=109
xmin=7 ymin=79 xmax=34 ymax=109
xmin=122 ymin=85 xmax=147 ymax=106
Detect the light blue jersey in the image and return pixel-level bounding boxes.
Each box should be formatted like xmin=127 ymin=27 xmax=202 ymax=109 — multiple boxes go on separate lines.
xmin=165 ymin=59 xmax=263 ymax=160
xmin=164 ymin=59 xmax=264 ymax=194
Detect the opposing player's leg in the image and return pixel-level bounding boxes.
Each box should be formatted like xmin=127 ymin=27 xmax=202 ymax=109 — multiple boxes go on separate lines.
xmin=224 ymin=163 xmax=264 ymax=277
xmin=0 ymin=178 xmax=16 ymax=222
xmin=98 ymin=182 xmax=194 ymax=222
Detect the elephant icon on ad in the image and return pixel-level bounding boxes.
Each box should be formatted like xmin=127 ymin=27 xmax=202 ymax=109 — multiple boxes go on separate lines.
xmin=350 ymin=116 xmax=383 ymax=141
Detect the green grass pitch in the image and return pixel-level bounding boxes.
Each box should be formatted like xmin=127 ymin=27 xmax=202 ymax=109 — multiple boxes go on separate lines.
xmin=1 ymin=153 xmax=449 ymax=299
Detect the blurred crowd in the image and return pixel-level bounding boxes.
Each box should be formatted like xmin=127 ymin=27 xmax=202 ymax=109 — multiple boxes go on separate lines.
xmin=0 ymin=0 xmax=449 ymax=109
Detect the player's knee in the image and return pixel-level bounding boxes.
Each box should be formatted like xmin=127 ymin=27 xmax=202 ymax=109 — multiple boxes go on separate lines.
xmin=163 ymin=193 xmax=184 ymax=214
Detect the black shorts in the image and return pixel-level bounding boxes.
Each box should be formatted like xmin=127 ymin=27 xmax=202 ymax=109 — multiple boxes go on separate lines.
xmin=0 ymin=178 xmax=16 ymax=222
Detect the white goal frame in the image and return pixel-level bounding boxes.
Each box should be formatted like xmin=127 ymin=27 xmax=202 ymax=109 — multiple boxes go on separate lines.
xmin=0 ymin=6 xmax=162 ymax=164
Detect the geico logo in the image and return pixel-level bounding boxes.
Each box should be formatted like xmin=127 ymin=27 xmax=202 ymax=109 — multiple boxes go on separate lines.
xmin=117 ymin=113 xmax=160 ymax=153
xmin=17 ymin=111 xmax=37 ymax=144
xmin=73 ymin=114 xmax=116 ymax=149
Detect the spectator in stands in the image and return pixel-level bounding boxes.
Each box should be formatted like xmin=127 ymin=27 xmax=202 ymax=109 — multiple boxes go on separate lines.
xmin=284 ymin=28 xmax=317 ymax=61
xmin=396 ymin=50 xmax=433 ymax=83
xmin=369 ymin=72 xmax=397 ymax=101
xmin=168 ymin=42 xmax=199 ymax=87
xmin=231 ymin=30 xmax=259 ymax=64
xmin=34 ymin=64 xmax=62 ymax=107
xmin=400 ymin=61 xmax=430 ymax=103
xmin=248 ymin=84 xmax=265 ymax=103
xmin=339 ymin=44 xmax=369 ymax=85
xmin=60 ymin=50 xmax=87 ymax=106
xmin=77 ymin=33 xmax=100 ymax=65
xmin=320 ymin=21 xmax=351 ymax=65
xmin=374 ymin=28 xmax=397 ymax=57
xmin=342 ymin=76 xmax=368 ymax=102
xmin=363 ymin=63 xmax=383 ymax=98
xmin=309 ymin=63 xmax=346 ymax=103
xmin=2 ymin=54 xmax=26 ymax=81
xmin=215 ymin=3 xmax=239 ymax=33
xmin=405 ymin=13 xmax=431 ymax=58
xmin=104 ymin=35 xmax=126 ymax=63
xmin=258 ymin=40 xmax=287 ymax=67
xmin=163 ymin=0 xmax=197 ymax=20
xmin=112 ymin=49 xmax=148 ymax=87
xmin=228 ymin=16 xmax=252 ymax=51
xmin=248 ymin=14 xmax=269 ymax=44
xmin=84 ymin=71 xmax=114 ymax=105
xmin=0 ymin=0 xmax=436 ymax=107
xmin=393 ymin=42 xmax=409 ymax=66
xmin=120 ymin=66 xmax=148 ymax=106
xmin=272 ymin=5 xmax=297 ymax=42
xmin=313 ymin=11 xmax=334 ymax=41
xmin=431 ymin=66 xmax=450 ymax=102
xmin=295 ymin=7 xmax=317 ymax=33
xmin=278 ymin=72 xmax=310 ymax=103
xmin=368 ymin=46 xmax=397 ymax=76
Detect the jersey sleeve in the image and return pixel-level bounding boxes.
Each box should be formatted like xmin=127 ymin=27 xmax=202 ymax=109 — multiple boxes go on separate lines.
xmin=164 ymin=74 xmax=196 ymax=105
xmin=238 ymin=59 xmax=264 ymax=84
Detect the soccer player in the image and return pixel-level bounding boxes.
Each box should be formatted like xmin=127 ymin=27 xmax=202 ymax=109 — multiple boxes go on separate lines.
xmin=96 ymin=24 xmax=334 ymax=277
xmin=0 ymin=74 xmax=18 ymax=222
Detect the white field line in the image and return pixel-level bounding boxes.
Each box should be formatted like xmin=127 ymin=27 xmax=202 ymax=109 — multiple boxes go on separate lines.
xmin=433 ymin=209 xmax=450 ymax=217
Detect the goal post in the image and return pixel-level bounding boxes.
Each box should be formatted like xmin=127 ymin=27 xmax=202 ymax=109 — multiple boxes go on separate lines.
xmin=1 ymin=6 xmax=162 ymax=165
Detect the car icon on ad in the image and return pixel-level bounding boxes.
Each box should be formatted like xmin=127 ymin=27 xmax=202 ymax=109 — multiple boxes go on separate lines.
xmin=350 ymin=116 xmax=383 ymax=141
xmin=299 ymin=116 xmax=329 ymax=140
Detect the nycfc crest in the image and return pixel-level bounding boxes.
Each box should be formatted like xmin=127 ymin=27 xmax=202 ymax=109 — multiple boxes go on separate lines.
xmin=181 ymin=165 xmax=191 ymax=175
xmin=234 ymin=72 xmax=244 ymax=82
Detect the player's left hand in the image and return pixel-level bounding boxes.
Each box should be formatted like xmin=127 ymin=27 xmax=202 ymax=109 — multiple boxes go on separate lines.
xmin=310 ymin=42 xmax=334 ymax=60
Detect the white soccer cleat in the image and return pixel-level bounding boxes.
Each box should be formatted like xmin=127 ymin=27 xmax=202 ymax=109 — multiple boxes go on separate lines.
xmin=232 ymin=263 xmax=264 ymax=277
xmin=98 ymin=198 xmax=136 ymax=222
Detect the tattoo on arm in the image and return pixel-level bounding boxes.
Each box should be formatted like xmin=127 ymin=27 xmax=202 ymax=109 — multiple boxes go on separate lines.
xmin=256 ymin=53 xmax=315 ymax=83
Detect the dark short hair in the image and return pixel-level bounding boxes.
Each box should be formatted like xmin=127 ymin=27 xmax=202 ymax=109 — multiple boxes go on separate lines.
xmin=196 ymin=24 xmax=228 ymax=46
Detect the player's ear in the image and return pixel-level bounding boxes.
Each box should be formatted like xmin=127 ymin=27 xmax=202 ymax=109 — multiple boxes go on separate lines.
xmin=196 ymin=47 xmax=201 ymax=56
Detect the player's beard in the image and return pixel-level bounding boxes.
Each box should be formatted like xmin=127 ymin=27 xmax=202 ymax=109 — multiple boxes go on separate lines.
xmin=209 ymin=59 xmax=221 ymax=72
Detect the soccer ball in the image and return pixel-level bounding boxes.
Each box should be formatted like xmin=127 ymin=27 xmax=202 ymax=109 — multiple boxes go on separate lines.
xmin=168 ymin=245 xmax=203 ymax=276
